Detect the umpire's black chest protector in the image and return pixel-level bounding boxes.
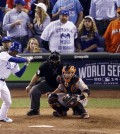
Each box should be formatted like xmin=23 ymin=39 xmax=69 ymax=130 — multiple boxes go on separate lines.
xmin=38 ymin=61 xmax=63 ymax=88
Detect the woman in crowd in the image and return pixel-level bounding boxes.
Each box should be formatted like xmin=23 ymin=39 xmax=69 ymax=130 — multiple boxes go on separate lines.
xmin=77 ymin=16 xmax=99 ymax=52
xmin=23 ymin=38 xmax=41 ymax=53
xmin=31 ymin=3 xmax=50 ymax=46
xmin=29 ymin=0 xmax=52 ymax=21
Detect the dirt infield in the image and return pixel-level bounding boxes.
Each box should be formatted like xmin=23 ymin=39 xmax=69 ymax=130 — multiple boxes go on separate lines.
xmin=0 ymin=89 xmax=120 ymax=134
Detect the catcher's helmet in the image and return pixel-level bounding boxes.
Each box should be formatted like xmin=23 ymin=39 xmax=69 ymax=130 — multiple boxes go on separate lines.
xmin=48 ymin=51 xmax=61 ymax=65
xmin=9 ymin=41 xmax=22 ymax=53
xmin=62 ymin=64 xmax=76 ymax=83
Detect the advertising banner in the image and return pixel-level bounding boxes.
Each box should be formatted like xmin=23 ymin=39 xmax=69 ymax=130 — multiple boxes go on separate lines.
xmin=68 ymin=59 xmax=120 ymax=85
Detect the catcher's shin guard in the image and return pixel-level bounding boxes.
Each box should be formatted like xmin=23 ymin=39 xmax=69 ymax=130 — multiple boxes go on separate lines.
xmin=73 ymin=102 xmax=86 ymax=115
xmin=48 ymin=93 xmax=69 ymax=115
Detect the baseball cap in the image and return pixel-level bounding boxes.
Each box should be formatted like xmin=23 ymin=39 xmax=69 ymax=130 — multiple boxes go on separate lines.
xmin=34 ymin=3 xmax=47 ymax=12
xmin=60 ymin=10 xmax=69 ymax=16
xmin=84 ymin=15 xmax=94 ymax=22
xmin=14 ymin=0 xmax=26 ymax=5
xmin=117 ymin=8 xmax=120 ymax=13
xmin=9 ymin=41 xmax=22 ymax=53
xmin=2 ymin=36 xmax=12 ymax=42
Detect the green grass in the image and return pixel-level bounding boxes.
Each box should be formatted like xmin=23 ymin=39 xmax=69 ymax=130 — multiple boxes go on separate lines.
xmin=88 ymin=98 xmax=120 ymax=108
xmin=0 ymin=98 xmax=120 ymax=108
xmin=7 ymin=62 xmax=40 ymax=81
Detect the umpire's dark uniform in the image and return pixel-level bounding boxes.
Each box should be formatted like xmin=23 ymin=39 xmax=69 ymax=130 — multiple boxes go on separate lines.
xmin=27 ymin=53 xmax=63 ymax=116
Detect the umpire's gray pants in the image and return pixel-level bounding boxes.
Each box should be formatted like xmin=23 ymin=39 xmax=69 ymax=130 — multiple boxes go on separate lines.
xmin=29 ymin=80 xmax=56 ymax=111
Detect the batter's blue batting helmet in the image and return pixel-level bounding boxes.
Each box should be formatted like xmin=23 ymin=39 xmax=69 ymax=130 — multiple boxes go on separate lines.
xmin=9 ymin=41 xmax=22 ymax=53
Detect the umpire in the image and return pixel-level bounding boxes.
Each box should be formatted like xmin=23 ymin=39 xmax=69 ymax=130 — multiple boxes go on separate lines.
xmin=26 ymin=51 xmax=63 ymax=116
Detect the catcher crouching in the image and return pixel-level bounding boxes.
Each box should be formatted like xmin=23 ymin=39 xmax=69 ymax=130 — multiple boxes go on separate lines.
xmin=47 ymin=64 xmax=90 ymax=119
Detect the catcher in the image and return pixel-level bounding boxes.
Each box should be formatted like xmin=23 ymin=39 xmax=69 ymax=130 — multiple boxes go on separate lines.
xmin=47 ymin=64 xmax=90 ymax=119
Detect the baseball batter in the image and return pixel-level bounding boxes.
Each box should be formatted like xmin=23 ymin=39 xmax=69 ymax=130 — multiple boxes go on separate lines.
xmin=0 ymin=41 xmax=32 ymax=123
xmin=47 ymin=65 xmax=90 ymax=119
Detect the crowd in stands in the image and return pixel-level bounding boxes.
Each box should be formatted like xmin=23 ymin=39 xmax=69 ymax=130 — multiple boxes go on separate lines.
xmin=0 ymin=0 xmax=120 ymax=53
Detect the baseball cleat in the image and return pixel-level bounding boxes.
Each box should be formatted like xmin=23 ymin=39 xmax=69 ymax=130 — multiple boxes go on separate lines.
xmin=80 ymin=113 xmax=90 ymax=119
xmin=0 ymin=117 xmax=13 ymax=123
xmin=27 ymin=109 xmax=40 ymax=116
xmin=53 ymin=111 xmax=67 ymax=117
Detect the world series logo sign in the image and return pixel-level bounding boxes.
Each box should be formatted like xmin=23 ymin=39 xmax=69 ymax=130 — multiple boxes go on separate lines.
xmin=73 ymin=60 xmax=120 ymax=85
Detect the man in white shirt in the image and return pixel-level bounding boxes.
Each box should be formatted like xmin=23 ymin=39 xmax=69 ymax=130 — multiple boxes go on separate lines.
xmin=41 ymin=10 xmax=78 ymax=53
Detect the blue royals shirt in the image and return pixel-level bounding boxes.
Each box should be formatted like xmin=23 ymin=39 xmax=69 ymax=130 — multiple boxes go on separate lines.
xmin=52 ymin=0 xmax=83 ymax=24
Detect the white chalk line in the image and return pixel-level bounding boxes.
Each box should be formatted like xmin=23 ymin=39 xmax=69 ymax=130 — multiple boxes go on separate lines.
xmin=28 ymin=125 xmax=54 ymax=128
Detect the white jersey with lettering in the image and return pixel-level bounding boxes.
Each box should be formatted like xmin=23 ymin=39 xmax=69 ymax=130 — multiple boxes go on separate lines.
xmin=41 ymin=20 xmax=77 ymax=53
xmin=0 ymin=52 xmax=20 ymax=79
xmin=0 ymin=51 xmax=20 ymax=121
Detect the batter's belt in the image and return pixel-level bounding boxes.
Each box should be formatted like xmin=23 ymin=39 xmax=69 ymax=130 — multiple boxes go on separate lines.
xmin=0 ymin=78 xmax=5 ymax=81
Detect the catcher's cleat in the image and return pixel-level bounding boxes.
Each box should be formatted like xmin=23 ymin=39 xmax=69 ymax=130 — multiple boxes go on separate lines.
xmin=53 ymin=111 xmax=67 ymax=117
xmin=27 ymin=109 xmax=40 ymax=116
xmin=80 ymin=112 xmax=90 ymax=119
xmin=0 ymin=117 xmax=13 ymax=123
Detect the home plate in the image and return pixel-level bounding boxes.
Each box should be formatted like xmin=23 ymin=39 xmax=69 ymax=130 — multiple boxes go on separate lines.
xmin=28 ymin=125 xmax=54 ymax=128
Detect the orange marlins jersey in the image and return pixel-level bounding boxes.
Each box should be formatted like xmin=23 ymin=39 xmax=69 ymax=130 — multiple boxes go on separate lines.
xmin=103 ymin=19 xmax=120 ymax=52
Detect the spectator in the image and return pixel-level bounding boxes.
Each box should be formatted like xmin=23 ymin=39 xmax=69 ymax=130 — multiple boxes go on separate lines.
xmin=41 ymin=10 xmax=78 ymax=53
xmin=3 ymin=0 xmax=31 ymax=52
xmin=52 ymin=0 xmax=83 ymax=27
xmin=6 ymin=0 xmax=31 ymax=13
xmin=0 ymin=0 xmax=7 ymax=38
xmin=103 ymin=8 xmax=120 ymax=53
xmin=89 ymin=0 xmax=118 ymax=36
xmin=0 ymin=36 xmax=12 ymax=52
xmin=79 ymin=0 xmax=91 ymax=17
xmin=29 ymin=0 xmax=52 ymax=21
xmin=30 ymin=3 xmax=50 ymax=46
xmin=77 ymin=16 xmax=99 ymax=52
xmin=49 ymin=0 xmax=57 ymax=7
xmin=23 ymin=38 xmax=41 ymax=53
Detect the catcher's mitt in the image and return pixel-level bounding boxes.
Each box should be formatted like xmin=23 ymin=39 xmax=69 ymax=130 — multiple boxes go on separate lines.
xmin=62 ymin=94 xmax=78 ymax=107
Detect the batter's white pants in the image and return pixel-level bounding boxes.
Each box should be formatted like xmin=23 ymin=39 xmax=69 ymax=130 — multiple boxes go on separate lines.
xmin=0 ymin=81 xmax=12 ymax=120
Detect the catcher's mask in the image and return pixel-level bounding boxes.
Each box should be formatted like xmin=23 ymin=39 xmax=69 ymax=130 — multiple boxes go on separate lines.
xmin=48 ymin=51 xmax=61 ymax=67
xmin=62 ymin=65 xmax=76 ymax=83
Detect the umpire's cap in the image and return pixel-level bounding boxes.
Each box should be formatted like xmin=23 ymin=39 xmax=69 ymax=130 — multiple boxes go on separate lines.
xmin=2 ymin=36 xmax=12 ymax=42
xmin=48 ymin=51 xmax=61 ymax=64
xmin=9 ymin=41 xmax=22 ymax=53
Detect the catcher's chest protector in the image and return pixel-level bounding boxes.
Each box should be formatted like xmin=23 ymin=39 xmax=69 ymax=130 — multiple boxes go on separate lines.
xmin=63 ymin=76 xmax=82 ymax=95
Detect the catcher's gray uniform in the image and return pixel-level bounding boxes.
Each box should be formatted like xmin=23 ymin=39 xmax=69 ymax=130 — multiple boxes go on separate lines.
xmin=48 ymin=75 xmax=90 ymax=118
